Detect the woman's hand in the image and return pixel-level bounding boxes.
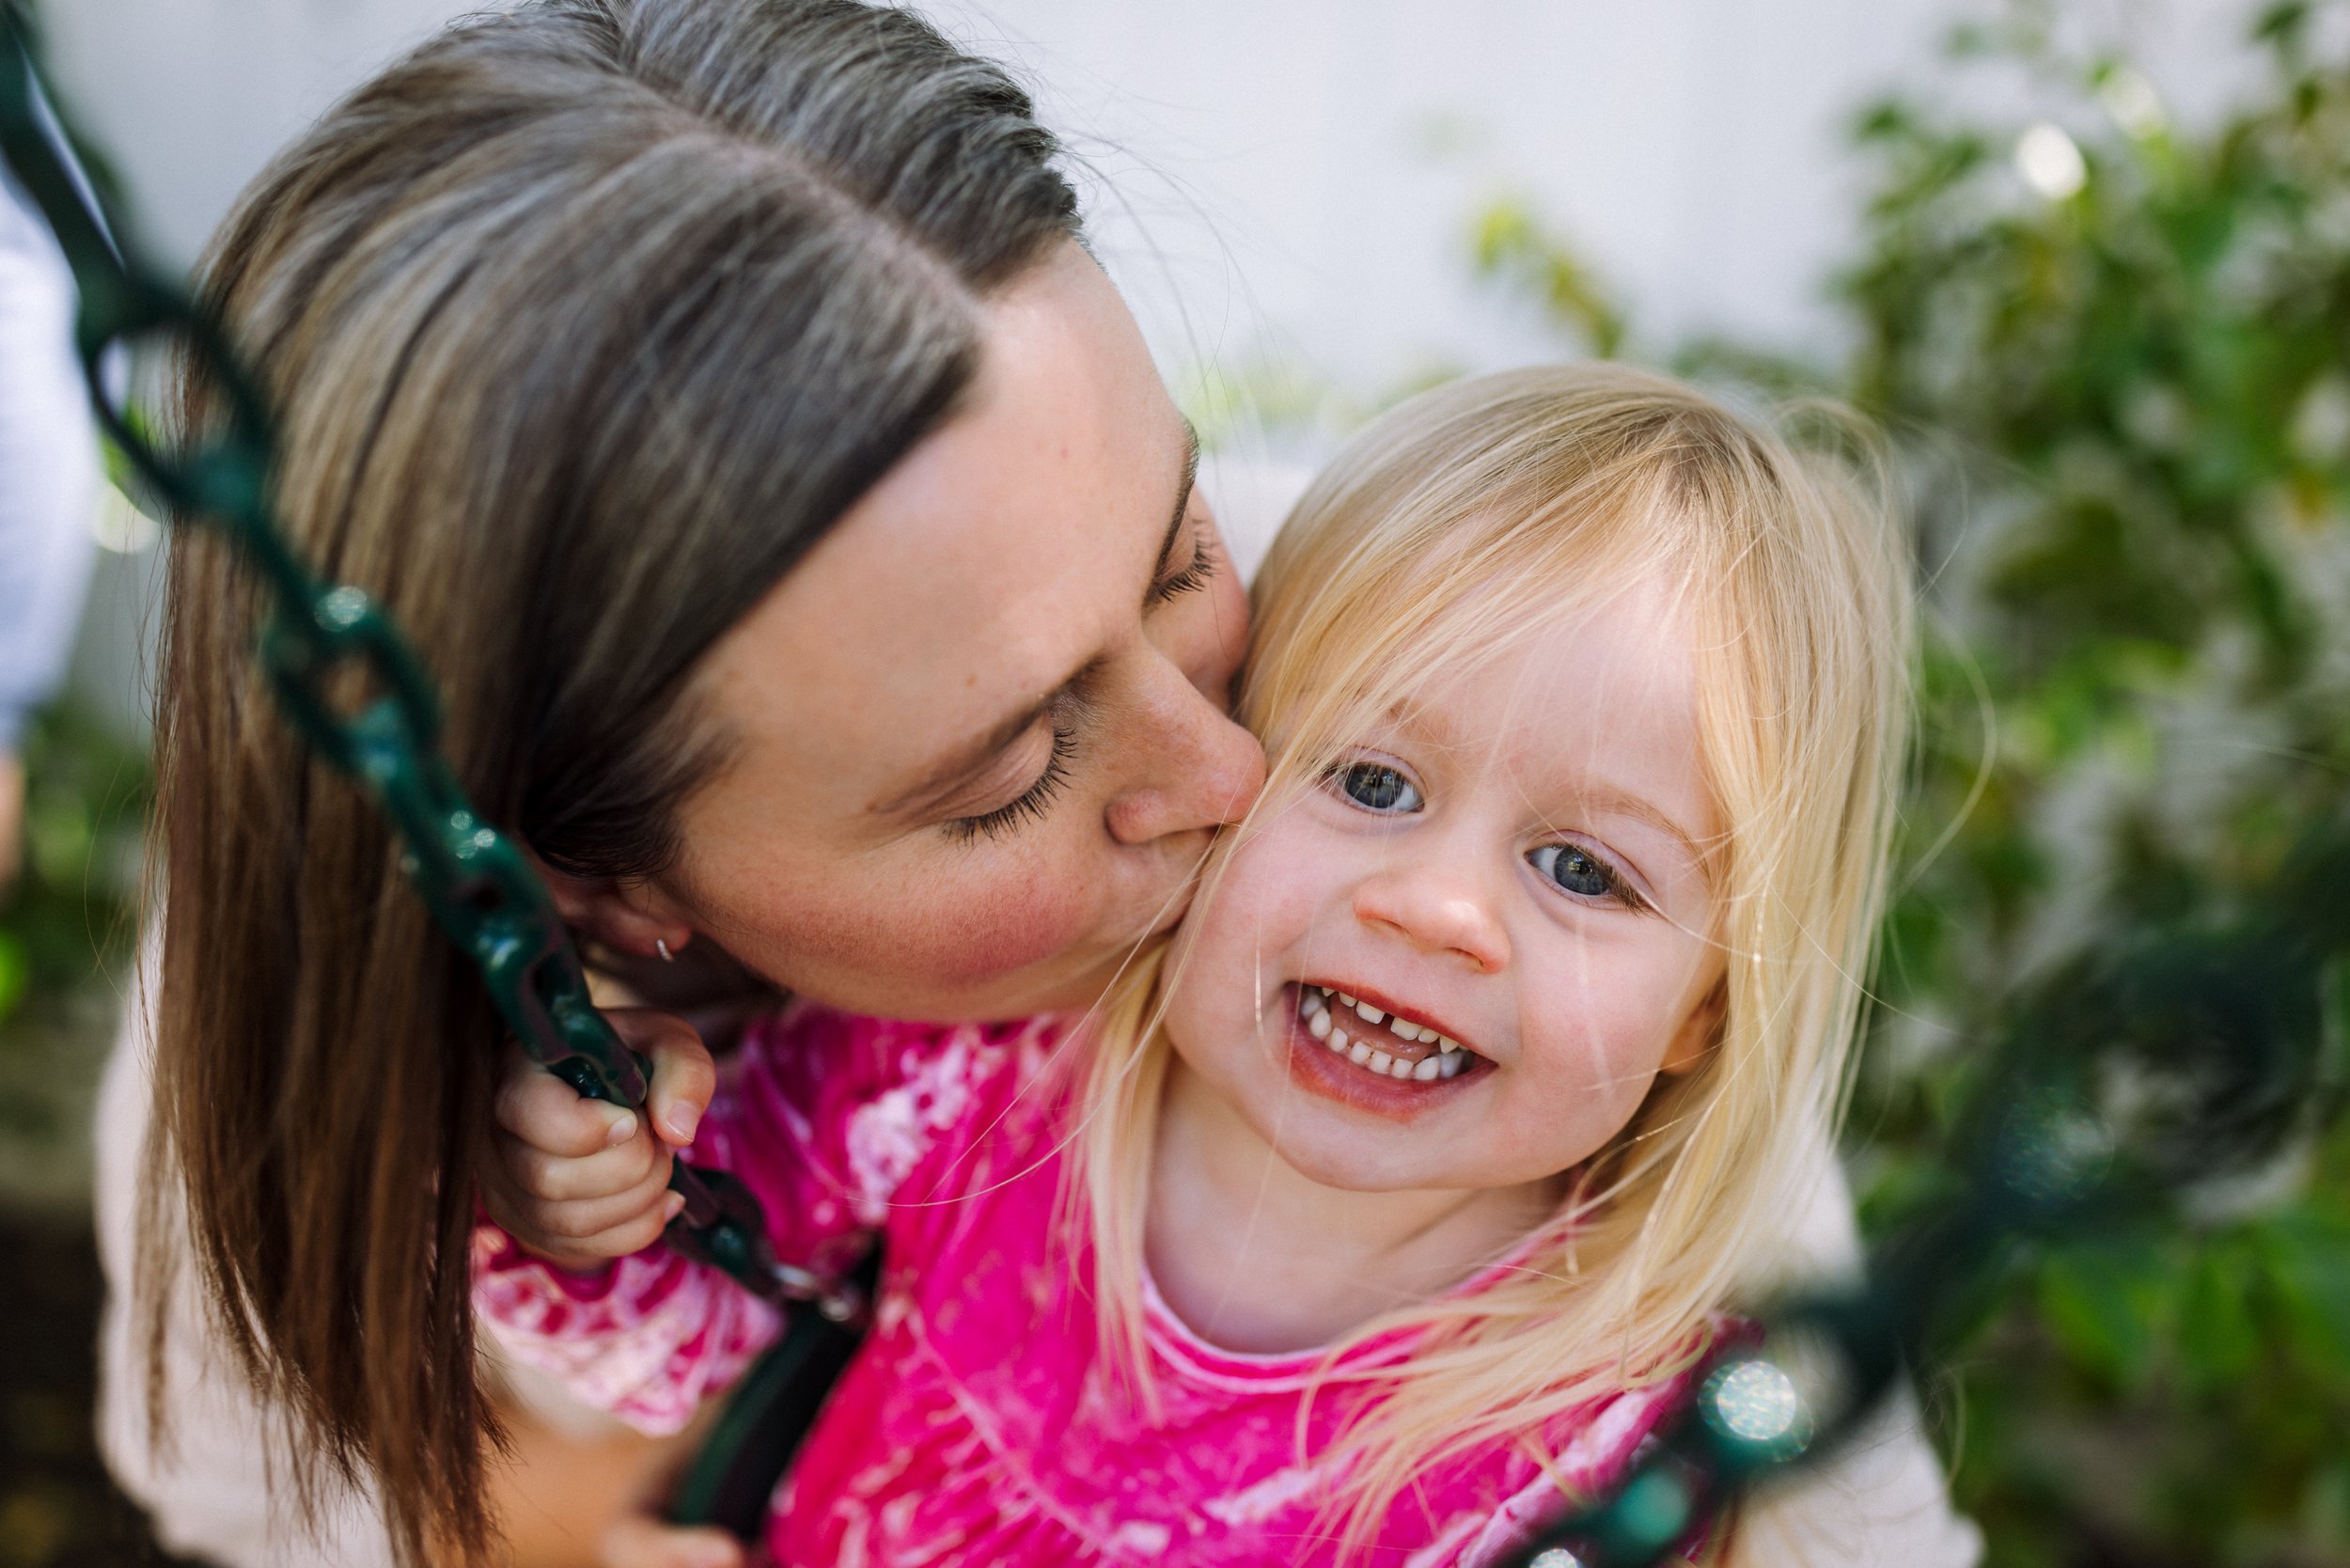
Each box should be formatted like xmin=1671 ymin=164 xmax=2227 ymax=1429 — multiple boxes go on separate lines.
xmin=479 ymin=1008 xmax=719 ymax=1273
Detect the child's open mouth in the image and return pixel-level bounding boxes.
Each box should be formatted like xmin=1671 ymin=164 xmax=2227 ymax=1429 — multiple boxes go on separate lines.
xmin=1291 ymin=983 xmax=1489 ymax=1086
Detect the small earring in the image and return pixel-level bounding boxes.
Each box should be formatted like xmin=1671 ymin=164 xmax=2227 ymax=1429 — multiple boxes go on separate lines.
xmin=655 ymin=938 xmax=675 ymax=964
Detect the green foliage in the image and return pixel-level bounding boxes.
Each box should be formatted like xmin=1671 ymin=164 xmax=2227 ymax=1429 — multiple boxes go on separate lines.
xmin=1837 ymin=9 xmax=2350 ymax=1560
xmin=1469 ymin=201 xmax=1629 ymax=359
xmin=0 ymin=701 xmax=149 ymax=1156
xmin=1456 ymin=4 xmax=2350 ymax=1560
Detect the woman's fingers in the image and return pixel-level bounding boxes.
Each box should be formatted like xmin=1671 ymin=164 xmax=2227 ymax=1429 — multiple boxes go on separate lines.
xmin=606 ymin=1008 xmax=718 ymax=1149
xmin=600 ymin=1513 xmax=744 ymax=1568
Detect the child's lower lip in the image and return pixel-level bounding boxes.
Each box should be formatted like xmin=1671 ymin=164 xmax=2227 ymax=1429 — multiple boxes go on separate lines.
xmin=1277 ymin=984 xmax=1486 ymax=1123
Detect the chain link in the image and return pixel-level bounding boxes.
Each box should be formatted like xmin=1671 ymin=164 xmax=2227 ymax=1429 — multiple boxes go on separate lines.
xmin=0 ymin=7 xmax=854 ymax=1319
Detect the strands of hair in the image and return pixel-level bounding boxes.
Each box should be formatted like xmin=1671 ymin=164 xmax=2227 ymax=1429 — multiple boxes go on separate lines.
xmin=1071 ymin=364 xmax=1912 ymax=1560
xmin=143 ymin=3 xmax=1080 ymax=1562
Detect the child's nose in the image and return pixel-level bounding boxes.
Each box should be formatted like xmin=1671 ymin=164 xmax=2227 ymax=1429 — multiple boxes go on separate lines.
xmin=1351 ymin=865 xmax=1512 ymax=973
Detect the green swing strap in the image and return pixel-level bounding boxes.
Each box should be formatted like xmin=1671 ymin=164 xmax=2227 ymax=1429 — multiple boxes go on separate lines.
xmin=667 ymin=1247 xmax=880 ymax=1536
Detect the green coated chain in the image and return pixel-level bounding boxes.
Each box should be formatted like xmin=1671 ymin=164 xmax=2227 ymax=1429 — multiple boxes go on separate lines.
xmin=0 ymin=7 xmax=848 ymax=1319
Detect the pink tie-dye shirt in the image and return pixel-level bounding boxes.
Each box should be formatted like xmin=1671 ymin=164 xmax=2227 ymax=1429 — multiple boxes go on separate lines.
xmin=474 ymin=1004 xmax=1710 ymax=1566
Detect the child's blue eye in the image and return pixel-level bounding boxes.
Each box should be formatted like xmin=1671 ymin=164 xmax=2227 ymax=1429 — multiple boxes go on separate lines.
xmin=1528 ymin=843 xmax=1615 ymax=899
xmin=1335 ymin=762 xmax=1421 ymax=813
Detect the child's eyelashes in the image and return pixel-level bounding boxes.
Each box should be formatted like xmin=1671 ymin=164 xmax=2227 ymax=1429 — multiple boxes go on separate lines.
xmin=946 ymin=723 xmax=1078 ymax=844
xmin=1329 ymin=760 xmax=1423 ymax=814
xmin=1324 ymin=753 xmax=1649 ymax=911
xmin=1527 ymin=841 xmax=1644 ymax=910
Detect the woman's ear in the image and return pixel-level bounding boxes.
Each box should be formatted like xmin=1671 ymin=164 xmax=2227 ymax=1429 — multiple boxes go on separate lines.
xmin=1660 ymin=974 xmax=1728 ymax=1076
xmin=527 ymin=848 xmax=694 ymax=964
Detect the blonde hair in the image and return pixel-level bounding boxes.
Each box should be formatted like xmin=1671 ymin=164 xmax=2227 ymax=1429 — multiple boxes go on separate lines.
xmin=1073 ymin=364 xmax=1911 ymax=1553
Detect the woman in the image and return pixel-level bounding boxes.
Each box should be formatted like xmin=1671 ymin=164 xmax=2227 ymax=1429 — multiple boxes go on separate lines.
xmin=96 ymin=2 xmax=1974 ymax=1564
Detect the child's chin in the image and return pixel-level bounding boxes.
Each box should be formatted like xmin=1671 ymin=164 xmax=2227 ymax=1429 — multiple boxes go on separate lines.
xmin=1264 ymin=1123 xmax=1451 ymax=1193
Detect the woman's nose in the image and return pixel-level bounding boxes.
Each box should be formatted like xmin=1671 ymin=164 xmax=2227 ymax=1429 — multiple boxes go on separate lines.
xmin=1352 ymin=862 xmax=1512 ymax=973
xmin=1103 ymin=664 xmax=1266 ymax=846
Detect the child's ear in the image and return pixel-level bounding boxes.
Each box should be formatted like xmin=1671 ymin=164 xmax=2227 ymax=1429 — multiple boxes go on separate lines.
xmin=1660 ymin=975 xmax=1728 ymax=1076
xmin=526 ymin=846 xmax=694 ymax=964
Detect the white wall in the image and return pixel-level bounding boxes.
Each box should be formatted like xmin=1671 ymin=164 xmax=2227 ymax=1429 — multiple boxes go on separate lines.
xmin=44 ymin=0 xmax=2260 ymax=377
xmin=38 ymin=0 xmax=2260 ymax=710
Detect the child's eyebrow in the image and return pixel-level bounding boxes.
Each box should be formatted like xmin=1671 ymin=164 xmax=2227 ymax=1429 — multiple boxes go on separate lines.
xmin=1555 ymin=781 xmax=1706 ymax=867
xmin=1385 ymin=704 xmax=1709 ymax=870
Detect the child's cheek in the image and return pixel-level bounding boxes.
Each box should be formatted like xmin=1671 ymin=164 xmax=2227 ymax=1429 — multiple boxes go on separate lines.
xmin=1206 ymin=814 xmax=1348 ymax=961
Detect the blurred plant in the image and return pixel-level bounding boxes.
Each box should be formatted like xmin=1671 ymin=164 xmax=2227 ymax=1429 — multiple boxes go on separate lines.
xmin=1469 ymin=200 xmax=1627 ymax=359
xmin=1460 ymin=4 xmax=2350 ymax=1563
xmin=0 ymin=697 xmax=148 ymax=1163
xmin=1839 ymin=8 xmax=2350 ymax=1562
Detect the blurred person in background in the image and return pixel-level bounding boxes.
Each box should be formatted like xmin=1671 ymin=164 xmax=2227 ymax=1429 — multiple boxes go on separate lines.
xmin=0 ymin=165 xmax=99 ymax=900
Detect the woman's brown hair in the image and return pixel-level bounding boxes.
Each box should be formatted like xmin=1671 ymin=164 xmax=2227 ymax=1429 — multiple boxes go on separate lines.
xmin=145 ymin=2 xmax=1079 ymax=1560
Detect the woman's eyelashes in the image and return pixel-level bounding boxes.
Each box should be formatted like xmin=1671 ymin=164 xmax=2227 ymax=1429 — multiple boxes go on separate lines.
xmin=1149 ymin=529 xmax=1218 ymax=604
xmin=946 ymin=723 xmax=1079 ymax=844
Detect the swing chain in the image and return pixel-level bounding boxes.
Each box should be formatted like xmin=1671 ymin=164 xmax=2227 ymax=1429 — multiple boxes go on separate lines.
xmin=0 ymin=7 xmax=854 ymax=1322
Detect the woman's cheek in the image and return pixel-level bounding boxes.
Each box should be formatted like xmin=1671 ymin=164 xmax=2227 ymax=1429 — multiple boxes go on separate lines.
xmin=836 ymin=857 xmax=1099 ymax=990
xmin=899 ymin=860 xmax=1099 ymax=986
xmin=700 ymin=843 xmax=1097 ymax=997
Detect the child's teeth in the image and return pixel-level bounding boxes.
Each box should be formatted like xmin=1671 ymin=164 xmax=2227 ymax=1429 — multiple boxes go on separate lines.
xmin=1392 ymin=1021 xmax=1422 ymax=1043
xmin=1338 ymin=993 xmax=1358 ymax=1008
xmin=1308 ymin=1009 xmax=1331 ymax=1040
xmin=1413 ymin=1056 xmax=1442 ymax=1081
xmin=1440 ymin=1051 xmax=1467 ymax=1078
xmin=1438 ymin=1036 xmax=1459 ymax=1054
xmin=1348 ymin=1041 xmax=1371 ymax=1066
xmin=1390 ymin=1058 xmax=1416 ymax=1079
xmin=1367 ymin=1049 xmax=1394 ymax=1074
xmin=1355 ymin=1000 xmax=1384 ymax=1025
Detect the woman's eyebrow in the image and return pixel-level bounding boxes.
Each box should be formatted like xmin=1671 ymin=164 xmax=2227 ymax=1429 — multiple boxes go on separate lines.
xmin=870 ymin=660 xmax=1102 ymax=821
xmin=1145 ymin=419 xmax=1202 ymax=601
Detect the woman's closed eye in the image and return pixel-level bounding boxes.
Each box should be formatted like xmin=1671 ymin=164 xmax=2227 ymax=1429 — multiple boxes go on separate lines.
xmin=1148 ymin=530 xmax=1218 ymax=604
xmin=946 ymin=722 xmax=1078 ymax=844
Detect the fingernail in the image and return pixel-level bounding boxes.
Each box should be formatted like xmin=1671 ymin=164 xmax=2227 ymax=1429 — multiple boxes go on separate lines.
xmin=663 ymin=1191 xmax=686 ymax=1223
xmin=666 ymin=1104 xmax=701 ymax=1146
xmin=604 ymin=1111 xmax=636 ymax=1148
